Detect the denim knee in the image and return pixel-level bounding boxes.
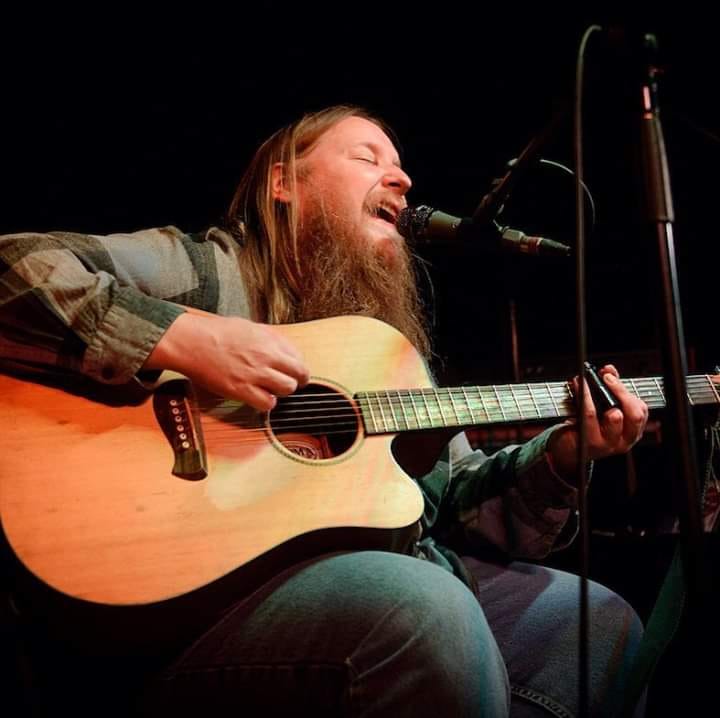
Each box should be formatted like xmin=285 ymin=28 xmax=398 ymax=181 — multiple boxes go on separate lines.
xmin=329 ymin=552 xmax=510 ymax=716
xmin=463 ymin=558 xmax=645 ymax=717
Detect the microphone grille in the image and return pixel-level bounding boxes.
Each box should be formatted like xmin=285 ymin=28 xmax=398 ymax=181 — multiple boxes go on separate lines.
xmin=396 ymin=205 xmax=435 ymax=242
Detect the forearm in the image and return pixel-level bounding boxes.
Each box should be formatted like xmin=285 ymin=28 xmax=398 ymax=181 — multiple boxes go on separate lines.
xmin=143 ymin=311 xmax=212 ymax=374
xmin=0 ymin=230 xmax=186 ymax=383
xmin=441 ymin=426 xmax=579 ymax=558
xmin=545 ymin=423 xmax=585 ymax=481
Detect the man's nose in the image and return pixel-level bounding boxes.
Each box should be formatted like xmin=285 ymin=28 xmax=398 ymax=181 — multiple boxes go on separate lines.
xmin=382 ymin=166 xmax=412 ymax=194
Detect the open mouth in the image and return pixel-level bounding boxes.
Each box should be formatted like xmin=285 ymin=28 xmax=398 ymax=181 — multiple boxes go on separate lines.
xmin=372 ymin=205 xmax=399 ymax=226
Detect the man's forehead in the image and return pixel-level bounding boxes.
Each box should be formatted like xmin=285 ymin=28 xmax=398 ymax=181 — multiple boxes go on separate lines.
xmin=320 ymin=117 xmax=399 ymax=157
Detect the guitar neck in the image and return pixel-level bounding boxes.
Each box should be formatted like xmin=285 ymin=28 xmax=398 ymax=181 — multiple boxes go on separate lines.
xmin=356 ymin=374 xmax=720 ymax=435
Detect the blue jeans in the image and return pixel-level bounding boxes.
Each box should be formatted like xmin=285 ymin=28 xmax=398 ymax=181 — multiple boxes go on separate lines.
xmin=142 ymin=551 xmax=644 ymax=717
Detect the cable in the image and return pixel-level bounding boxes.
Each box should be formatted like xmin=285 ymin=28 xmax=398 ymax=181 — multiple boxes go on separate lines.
xmin=573 ymin=23 xmax=604 ymax=718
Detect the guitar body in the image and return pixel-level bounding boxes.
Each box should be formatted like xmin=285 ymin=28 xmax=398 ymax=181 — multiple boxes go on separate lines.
xmin=0 ymin=316 xmax=428 ymax=607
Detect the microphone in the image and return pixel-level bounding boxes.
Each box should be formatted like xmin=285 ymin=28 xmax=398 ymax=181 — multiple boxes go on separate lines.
xmin=397 ymin=205 xmax=571 ymax=257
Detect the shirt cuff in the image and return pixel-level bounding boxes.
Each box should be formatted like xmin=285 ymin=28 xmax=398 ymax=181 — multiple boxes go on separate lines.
xmin=81 ymin=287 xmax=186 ymax=384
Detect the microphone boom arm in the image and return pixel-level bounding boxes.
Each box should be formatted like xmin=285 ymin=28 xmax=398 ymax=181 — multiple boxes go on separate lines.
xmin=472 ymin=108 xmax=567 ymax=225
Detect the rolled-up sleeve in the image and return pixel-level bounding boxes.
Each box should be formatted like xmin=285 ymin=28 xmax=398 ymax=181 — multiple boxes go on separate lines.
xmin=0 ymin=228 xmax=191 ymax=383
xmin=417 ymin=427 xmax=582 ymax=560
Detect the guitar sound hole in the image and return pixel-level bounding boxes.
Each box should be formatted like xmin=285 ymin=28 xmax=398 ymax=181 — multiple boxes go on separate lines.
xmin=270 ymin=383 xmax=359 ymax=460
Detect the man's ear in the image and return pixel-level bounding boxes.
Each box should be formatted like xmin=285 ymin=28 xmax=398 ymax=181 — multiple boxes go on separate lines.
xmin=271 ymin=162 xmax=292 ymax=203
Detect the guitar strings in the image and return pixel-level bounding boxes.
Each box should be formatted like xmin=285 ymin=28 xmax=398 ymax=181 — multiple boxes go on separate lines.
xmin=46 ymin=376 xmax=717 ymax=444
xmin=195 ymin=378 xmax=718 ymax=422
xmin=189 ymin=375 xmax=719 ymax=439
xmin=193 ymin=374 xmax=718 ymax=413
xmin=198 ymin=385 xmax=717 ymax=437
xmin=194 ymin=384 xmax=578 ymax=413
xmin=200 ymin=394 xmax=579 ymax=424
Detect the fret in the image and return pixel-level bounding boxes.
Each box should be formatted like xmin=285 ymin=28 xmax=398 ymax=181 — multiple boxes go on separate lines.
xmin=407 ymin=390 xmax=423 ymax=429
xmin=392 ymin=390 xmax=412 ymax=430
xmin=385 ymin=390 xmax=402 ymax=431
xmin=454 ymin=388 xmax=477 ymax=424
xmin=706 ymin=375 xmax=720 ymax=405
xmin=419 ymin=389 xmax=434 ymax=428
xmin=650 ymin=380 xmax=667 ymax=407
xmin=445 ymin=389 xmax=462 ymax=425
xmin=404 ymin=391 xmax=420 ymax=429
xmin=362 ymin=395 xmax=379 ymax=433
xmin=475 ymin=387 xmax=492 ymax=420
xmin=492 ymin=386 xmax=508 ymax=422
xmin=526 ymin=384 xmax=545 ymax=419
xmin=374 ymin=392 xmax=390 ymax=433
xmin=527 ymin=384 xmax=543 ymax=419
xmin=368 ymin=392 xmax=387 ymax=432
xmin=508 ymin=384 xmax=524 ymax=420
xmin=433 ymin=388 xmax=449 ymax=427
xmin=686 ymin=375 xmax=720 ymax=408
xmin=476 ymin=389 xmax=491 ymax=423
xmin=667 ymin=375 xmax=720 ymax=409
xmin=546 ymin=382 xmax=561 ymax=417
xmin=475 ymin=387 xmax=495 ymax=422
xmin=461 ymin=387 xmax=478 ymax=424
xmin=630 ymin=379 xmax=659 ymax=403
xmin=628 ymin=378 xmax=640 ymax=401
xmin=562 ymin=381 xmax=574 ymax=415
xmin=653 ymin=377 xmax=665 ymax=405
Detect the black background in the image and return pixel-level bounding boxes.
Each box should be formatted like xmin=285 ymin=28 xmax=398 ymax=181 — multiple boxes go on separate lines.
xmin=3 ymin=9 xmax=718 ymax=383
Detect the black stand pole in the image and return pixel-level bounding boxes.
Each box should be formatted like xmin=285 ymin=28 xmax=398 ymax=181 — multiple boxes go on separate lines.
xmin=613 ymin=34 xmax=713 ymax=718
xmin=638 ymin=32 xmax=706 ymax=606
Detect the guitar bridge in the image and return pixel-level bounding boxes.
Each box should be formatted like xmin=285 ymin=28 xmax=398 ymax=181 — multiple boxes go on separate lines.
xmin=153 ymin=379 xmax=208 ymax=480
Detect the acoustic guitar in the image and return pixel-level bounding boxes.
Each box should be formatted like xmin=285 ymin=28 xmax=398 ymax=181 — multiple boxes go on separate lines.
xmin=1 ymin=315 xmax=716 ymax=607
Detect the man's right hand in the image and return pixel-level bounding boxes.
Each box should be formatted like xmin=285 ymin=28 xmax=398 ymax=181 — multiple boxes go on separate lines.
xmin=143 ymin=312 xmax=310 ymax=412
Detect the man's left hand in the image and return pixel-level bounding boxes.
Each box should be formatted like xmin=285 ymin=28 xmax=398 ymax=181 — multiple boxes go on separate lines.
xmin=547 ymin=364 xmax=649 ymax=479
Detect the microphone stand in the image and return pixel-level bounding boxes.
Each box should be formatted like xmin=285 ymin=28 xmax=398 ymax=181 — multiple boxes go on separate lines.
xmin=625 ymin=35 xmax=719 ymax=716
xmin=638 ymin=33 xmax=706 ymax=606
xmin=612 ymin=31 xmax=712 ymax=716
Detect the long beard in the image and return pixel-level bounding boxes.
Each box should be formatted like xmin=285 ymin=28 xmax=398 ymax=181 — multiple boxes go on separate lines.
xmin=295 ymin=204 xmax=431 ymax=359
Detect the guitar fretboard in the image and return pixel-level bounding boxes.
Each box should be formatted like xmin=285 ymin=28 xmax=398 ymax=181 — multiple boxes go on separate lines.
xmin=355 ymin=375 xmax=720 ymax=435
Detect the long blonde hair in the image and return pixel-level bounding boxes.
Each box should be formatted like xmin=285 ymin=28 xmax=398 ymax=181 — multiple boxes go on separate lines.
xmin=226 ymin=105 xmax=392 ymax=323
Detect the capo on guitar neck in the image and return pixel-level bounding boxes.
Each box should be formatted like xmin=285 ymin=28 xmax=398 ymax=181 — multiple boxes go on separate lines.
xmin=583 ymin=362 xmax=621 ymax=414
